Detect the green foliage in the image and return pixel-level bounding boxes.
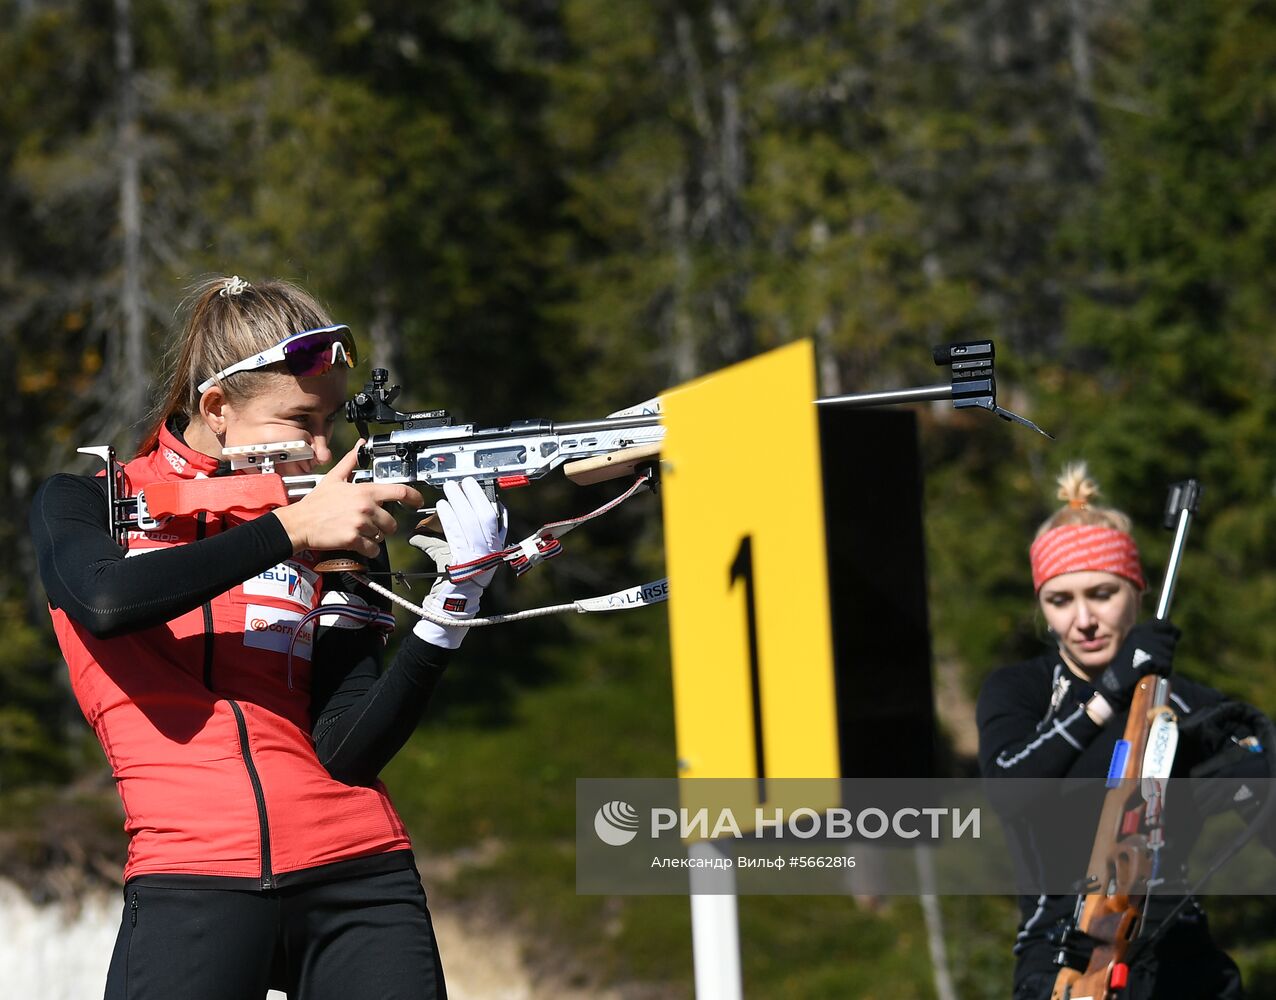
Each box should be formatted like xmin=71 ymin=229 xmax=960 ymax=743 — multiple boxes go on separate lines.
xmin=0 ymin=600 xmax=71 ymax=790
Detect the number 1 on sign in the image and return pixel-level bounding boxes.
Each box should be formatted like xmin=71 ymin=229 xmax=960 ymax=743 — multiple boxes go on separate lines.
xmin=663 ymin=339 xmax=839 ymax=791
xmin=730 ymin=535 xmax=766 ymax=803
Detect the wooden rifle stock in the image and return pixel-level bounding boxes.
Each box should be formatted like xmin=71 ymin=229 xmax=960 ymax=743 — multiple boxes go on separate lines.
xmin=1051 ymin=677 xmax=1169 ymax=999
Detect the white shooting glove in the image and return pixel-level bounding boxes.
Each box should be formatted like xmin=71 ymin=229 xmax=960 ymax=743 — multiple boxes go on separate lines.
xmin=408 ymin=477 xmax=507 ymax=649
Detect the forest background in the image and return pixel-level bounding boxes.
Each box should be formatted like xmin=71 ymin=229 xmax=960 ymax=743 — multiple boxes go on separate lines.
xmin=4 ymin=0 xmax=1276 ymax=997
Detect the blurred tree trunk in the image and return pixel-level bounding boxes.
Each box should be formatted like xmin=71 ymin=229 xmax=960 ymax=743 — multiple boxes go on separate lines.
xmin=668 ymin=175 xmax=697 ymax=383
xmin=670 ymin=9 xmax=709 ymax=382
xmin=114 ymin=0 xmax=148 ymax=431
xmin=1068 ymin=0 xmax=1104 ymax=178
xmin=367 ymin=284 xmax=403 ymax=381
xmin=709 ymin=1 xmax=752 ymax=364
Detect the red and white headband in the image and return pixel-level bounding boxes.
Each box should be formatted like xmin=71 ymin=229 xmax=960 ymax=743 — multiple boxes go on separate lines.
xmin=1029 ymin=523 xmax=1145 ymax=592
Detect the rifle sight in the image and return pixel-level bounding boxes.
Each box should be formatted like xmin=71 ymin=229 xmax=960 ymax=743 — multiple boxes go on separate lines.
xmin=346 ymin=368 xmax=452 ymax=435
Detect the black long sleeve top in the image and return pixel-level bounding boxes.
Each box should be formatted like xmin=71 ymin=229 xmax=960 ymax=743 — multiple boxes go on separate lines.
xmin=974 ymin=648 xmax=1276 ymax=988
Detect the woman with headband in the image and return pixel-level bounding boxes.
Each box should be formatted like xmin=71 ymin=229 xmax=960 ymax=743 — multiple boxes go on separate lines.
xmin=977 ymin=462 xmax=1254 ymax=1000
xmin=30 ymin=276 xmax=502 ymax=999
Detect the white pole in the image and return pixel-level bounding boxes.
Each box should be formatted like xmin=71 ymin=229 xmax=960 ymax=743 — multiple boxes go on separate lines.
xmin=916 ymin=845 xmax=957 ymax=1000
xmin=688 ymin=839 xmax=744 ymax=1000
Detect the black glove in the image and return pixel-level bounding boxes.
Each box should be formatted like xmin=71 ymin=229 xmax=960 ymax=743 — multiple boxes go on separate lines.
xmin=1179 ymin=700 xmax=1272 ymax=817
xmin=1096 ymin=619 xmax=1179 ymax=710
xmin=1180 ymin=700 xmax=1258 ymax=767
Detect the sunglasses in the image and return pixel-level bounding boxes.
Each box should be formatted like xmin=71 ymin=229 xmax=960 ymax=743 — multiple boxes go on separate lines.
xmin=197 ymin=325 xmax=358 ymax=393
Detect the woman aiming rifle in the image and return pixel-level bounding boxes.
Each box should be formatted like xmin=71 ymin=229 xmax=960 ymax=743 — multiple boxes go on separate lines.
xmin=977 ymin=463 xmax=1271 ymax=1000
xmin=31 ymin=276 xmax=505 ymax=999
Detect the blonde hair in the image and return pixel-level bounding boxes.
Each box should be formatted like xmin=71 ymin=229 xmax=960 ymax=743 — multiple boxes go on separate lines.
xmin=1034 ymin=461 xmax=1134 ymax=538
xmin=136 ymin=276 xmax=335 ymax=456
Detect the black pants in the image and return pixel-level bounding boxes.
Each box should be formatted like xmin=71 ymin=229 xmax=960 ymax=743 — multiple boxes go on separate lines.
xmin=104 ymin=867 xmax=446 ymax=1000
xmin=1016 ymin=963 xmax=1244 ymax=1000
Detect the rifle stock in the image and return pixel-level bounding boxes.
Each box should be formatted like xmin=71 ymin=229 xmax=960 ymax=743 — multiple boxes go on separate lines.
xmin=1051 ymin=677 xmax=1163 ymax=1000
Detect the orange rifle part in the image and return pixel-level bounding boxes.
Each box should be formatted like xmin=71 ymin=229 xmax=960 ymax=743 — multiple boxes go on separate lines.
xmin=142 ymin=475 xmax=289 ymax=523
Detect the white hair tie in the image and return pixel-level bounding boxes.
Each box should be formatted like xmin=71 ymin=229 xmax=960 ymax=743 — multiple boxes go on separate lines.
xmin=220 ymin=275 xmax=250 ymax=297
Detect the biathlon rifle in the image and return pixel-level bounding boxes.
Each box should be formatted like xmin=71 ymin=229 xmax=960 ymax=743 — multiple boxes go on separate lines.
xmin=79 ymin=338 xmax=1049 ymax=593
xmin=1049 ymin=481 xmax=1202 ymax=1000
xmin=76 ymin=382 xmax=665 ymax=552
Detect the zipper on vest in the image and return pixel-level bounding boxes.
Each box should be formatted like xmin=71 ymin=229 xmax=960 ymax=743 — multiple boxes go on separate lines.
xmin=228 ymin=698 xmax=275 ymax=890
xmin=195 ymin=511 xmax=274 ymax=889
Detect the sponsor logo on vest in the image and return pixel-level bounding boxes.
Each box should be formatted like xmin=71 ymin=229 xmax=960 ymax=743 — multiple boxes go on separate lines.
xmin=126 ymin=530 xmax=181 ymax=543
xmin=243 ymin=604 xmax=314 ymax=659
xmin=242 ymin=561 xmax=318 ymax=610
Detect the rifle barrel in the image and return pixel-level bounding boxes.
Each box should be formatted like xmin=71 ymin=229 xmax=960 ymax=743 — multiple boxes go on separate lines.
xmin=1155 ymin=506 xmax=1194 ymax=621
xmin=378 ymin=412 xmax=661 ymax=449
xmin=816 ymin=383 xmax=953 ymax=408
xmin=551 ymin=414 xmax=663 ymax=435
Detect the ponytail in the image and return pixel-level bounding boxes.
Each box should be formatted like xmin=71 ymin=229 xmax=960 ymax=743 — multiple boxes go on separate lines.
xmin=1033 ymin=461 xmax=1134 ymax=538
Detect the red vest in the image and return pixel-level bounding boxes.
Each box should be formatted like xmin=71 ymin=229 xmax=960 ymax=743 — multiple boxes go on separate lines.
xmin=50 ymin=425 xmax=411 ymax=886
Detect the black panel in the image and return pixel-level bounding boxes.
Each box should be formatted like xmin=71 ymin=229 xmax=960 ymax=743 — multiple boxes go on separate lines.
xmin=820 ymin=407 xmax=938 ymax=778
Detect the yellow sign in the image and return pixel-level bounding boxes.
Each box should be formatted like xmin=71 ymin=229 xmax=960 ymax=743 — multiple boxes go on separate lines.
xmin=662 ymin=341 xmax=839 ymax=824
